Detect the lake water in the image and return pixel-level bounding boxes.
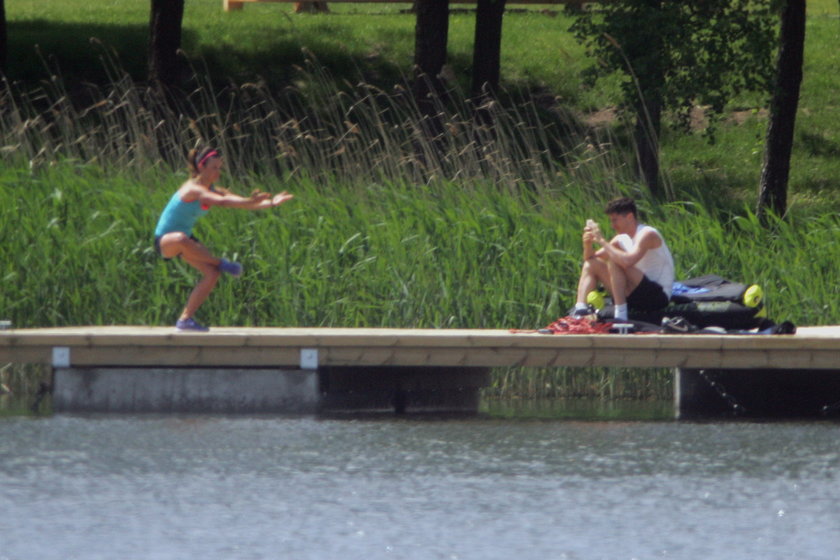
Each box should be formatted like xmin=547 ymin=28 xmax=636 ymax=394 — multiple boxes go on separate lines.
xmin=2 ymin=411 xmax=839 ymax=560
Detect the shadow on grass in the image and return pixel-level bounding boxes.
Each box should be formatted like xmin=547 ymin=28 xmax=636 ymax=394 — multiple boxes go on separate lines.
xmin=799 ymin=131 xmax=840 ymax=159
xmin=7 ymin=20 xmax=159 ymax=84
xmin=6 ymin=19 xmax=409 ymax=93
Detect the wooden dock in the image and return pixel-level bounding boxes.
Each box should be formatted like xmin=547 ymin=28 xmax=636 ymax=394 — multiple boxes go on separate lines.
xmin=3 ymin=326 xmax=840 ymax=417
xmin=3 ymin=325 xmax=840 ymax=370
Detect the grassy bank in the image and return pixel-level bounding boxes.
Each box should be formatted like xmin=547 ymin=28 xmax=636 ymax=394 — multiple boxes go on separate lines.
xmin=5 ymin=0 xmax=840 ymax=210
xmin=5 ymin=1 xmax=601 ymax=103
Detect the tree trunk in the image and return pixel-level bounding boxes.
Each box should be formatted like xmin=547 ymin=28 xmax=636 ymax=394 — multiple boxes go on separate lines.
xmin=631 ymin=0 xmax=665 ymax=198
xmin=611 ymin=0 xmax=666 ymax=197
xmin=148 ymin=0 xmax=185 ymax=88
xmin=413 ymin=0 xmax=450 ymax=114
xmin=471 ymin=0 xmax=506 ymax=99
xmin=0 ymin=0 xmax=7 ymax=76
xmin=757 ymin=0 xmax=806 ymax=222
xmin=634 ymin=92 xmax=663 ymax=198
xmin=294 ymin=2 xmax=330 ymax=13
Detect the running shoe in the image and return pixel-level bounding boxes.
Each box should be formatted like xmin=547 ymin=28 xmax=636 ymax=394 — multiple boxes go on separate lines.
xmin=568 ymin=304 xmax=596 ymax=318
xmin=175 ymin=318 xmax=210 ymax=332
xmin=218 ymin=259 xmax=243 ymax=277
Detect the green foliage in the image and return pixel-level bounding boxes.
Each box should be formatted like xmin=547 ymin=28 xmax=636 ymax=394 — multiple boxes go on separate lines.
xmin=571 ymin=0 xmax=778 ymax=134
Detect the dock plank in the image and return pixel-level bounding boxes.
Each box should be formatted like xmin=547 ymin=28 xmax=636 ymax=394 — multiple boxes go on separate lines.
xmin=2 ymin=326 xmax=840 ymax=370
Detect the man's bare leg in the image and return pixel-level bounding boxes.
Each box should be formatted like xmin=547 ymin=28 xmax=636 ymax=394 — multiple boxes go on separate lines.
xmin=606 ymin=261 xmax=645 ymax=320
xmin=575 ymin=256 xmax=611 ymax=309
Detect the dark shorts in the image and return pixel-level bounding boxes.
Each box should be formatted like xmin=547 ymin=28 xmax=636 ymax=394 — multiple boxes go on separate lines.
xmin=154 ymin=234 xmax=199 ymax=261
xmin=627 ymin=275 xmax=670 ymax=310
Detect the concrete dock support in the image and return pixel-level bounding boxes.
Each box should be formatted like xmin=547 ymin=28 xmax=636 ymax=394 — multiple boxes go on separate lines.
xmin=53 ymin=368 xmax=319 ymax=414
xmin=50 ymin=365 xmax=840 ymax=418
xmin=676 ymin=368 xmax=840 ymax=419
xmin=52 ymin=366 xmax=491 ymax=415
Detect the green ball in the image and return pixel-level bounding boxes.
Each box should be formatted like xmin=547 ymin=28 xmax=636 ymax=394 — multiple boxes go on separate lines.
xmin=586 ymin=290 xmax=606 ymax=310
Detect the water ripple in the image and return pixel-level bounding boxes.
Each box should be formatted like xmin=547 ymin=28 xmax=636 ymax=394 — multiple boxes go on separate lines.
xmin=1 ymin=416 xmax=839 ymax=559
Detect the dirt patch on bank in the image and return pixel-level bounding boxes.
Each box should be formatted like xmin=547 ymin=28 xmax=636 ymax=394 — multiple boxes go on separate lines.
xmin=581 ymin=105 xmax=768 ymax=131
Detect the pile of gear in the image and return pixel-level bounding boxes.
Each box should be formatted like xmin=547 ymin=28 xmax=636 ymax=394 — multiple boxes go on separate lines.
xmin=543 ymin=275 xmax=795 ymax=335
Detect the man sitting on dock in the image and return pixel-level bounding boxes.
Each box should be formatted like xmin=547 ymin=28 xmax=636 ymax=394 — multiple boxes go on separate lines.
xmin=572 ymin=197 xmax=674 ymax=321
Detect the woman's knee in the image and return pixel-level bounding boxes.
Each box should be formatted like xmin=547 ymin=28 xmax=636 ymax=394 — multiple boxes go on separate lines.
xmin=197 ymin=263 xmax=221 ymax=281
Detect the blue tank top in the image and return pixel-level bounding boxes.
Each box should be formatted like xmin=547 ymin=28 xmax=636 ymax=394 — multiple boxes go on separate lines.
xmin=154 ymin=188 xmax=212 ymax=237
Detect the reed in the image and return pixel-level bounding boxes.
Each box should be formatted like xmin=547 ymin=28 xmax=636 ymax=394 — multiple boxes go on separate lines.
xmin=0 ymin=363 xmax=51 ymax=416
xmin=3 ymin=50 xmax=634 ymax=189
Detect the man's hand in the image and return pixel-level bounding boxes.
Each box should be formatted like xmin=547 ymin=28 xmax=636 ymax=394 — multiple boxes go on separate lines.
xmin=584 ymin=219 xmax=605 ymax=246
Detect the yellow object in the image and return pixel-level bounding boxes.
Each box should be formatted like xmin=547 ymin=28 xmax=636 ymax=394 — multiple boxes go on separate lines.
xmin=586 ymin=290 xmax=606 ymax=310
xmin=743 ymin=284 xmax=763 ymax=308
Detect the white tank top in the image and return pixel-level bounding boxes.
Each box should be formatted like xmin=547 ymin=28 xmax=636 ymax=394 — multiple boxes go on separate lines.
xmin=615 ymin=224 xmax=674 ymax=296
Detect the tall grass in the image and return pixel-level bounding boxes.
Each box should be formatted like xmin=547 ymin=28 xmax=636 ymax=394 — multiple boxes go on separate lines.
xmin=0 ymin=55 xmax=633 ymax=329
xmin=2 ymin=51 xmax=629 ymax=187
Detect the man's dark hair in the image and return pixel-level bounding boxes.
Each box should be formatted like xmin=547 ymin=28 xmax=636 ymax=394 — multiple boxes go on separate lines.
xmin=605 ymin=197 xmax=637 ymax=217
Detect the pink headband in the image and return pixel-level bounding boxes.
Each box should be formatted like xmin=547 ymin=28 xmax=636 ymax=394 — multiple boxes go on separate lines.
xmin=196 ymin=149 xmax=219 ymax=169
